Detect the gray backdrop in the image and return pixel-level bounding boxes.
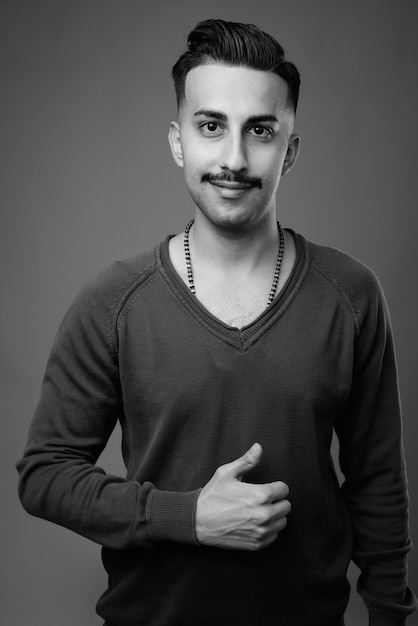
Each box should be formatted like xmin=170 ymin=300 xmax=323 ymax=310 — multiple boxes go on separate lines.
xmin=2 ymin=1 xmax=417 ymax=624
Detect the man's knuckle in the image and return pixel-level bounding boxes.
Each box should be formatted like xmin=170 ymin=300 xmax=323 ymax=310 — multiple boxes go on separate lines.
xmin=256 ymin=485 xmax=272 ymax=504
xmin=252 ymin=533 xmax=267 ymax=550
xmin=260 ymin=509 xmax=272 ymax=525
xmin=254 ymin=524 xmax=266 ymax=538
xmin=261 ymin=485 xmax=272 ymax=502
xmin=251 ymin=507 xmax=268 ymax=526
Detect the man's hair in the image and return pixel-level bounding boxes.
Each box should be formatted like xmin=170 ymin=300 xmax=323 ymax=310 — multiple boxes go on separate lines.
xmin=172 ymin=19 xmax=300 ymax=113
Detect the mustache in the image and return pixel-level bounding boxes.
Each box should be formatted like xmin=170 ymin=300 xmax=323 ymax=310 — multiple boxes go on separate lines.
xmin=201 ymin=171 xmax=262 ymax=189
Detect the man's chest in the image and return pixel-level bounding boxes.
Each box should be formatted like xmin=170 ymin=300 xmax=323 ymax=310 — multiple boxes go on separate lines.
xmin=195 ymin=285 xmax=269 ymax=328
xmin=118 ymin=295 xmax=353 ymax=489
xmin=118 ymin=287 xmax=354 ymax=423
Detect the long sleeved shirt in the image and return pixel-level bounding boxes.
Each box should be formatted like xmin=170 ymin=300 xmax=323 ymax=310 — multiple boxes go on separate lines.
xmin=17 ymin=231 xmax=416 ymax=625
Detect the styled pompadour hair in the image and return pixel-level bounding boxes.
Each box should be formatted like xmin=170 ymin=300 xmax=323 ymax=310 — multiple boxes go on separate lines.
xmin=172 ymin=19 xmax=300 ymax=113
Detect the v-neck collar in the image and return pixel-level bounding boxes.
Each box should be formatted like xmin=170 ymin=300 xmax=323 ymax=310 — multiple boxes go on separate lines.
xmin=158 ymin=230 xmax=308 ymax=351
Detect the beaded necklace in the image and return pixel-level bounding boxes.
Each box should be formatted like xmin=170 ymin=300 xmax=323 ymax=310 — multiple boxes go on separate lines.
xmin=183 ymin=219 xmax=285 ymax=307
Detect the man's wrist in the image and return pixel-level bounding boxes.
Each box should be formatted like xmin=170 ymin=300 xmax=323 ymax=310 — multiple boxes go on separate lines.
xmin=146 ymin=487 xmax=201 ymax=545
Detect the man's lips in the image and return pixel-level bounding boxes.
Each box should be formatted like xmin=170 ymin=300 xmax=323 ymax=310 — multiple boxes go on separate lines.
xmin=209 ymin=180 xmax=253 ymax=189
xmin=201 ymin=172 xmax=262 ymax=189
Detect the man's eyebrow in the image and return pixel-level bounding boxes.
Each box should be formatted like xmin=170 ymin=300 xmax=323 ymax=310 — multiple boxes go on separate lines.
xmin=193 ymin=110 xmax=279 ymax=125
xmin=246 ymin=114 xmax=279 ymax=125
xmin=193 ymin=109 xmax=227 ymax=121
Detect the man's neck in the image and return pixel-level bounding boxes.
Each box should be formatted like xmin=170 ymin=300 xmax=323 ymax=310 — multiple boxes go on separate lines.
xmin=168 ymin=211 xmax=296 ymax=328
xmin=190 ymin=212 xmax=280 ymax=276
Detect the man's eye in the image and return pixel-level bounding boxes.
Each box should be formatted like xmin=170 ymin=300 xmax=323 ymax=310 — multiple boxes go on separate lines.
xmin=201 ymin=122 xmax=222 ymax=134
xmin=249 ymin=126 xmax=272 ymax=137
xmin=199 ymin=121 xmax=225 ymax=136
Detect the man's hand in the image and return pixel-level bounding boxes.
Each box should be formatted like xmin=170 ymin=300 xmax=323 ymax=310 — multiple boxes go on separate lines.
xmin=195 ymin=443 xmax=290 ymax=551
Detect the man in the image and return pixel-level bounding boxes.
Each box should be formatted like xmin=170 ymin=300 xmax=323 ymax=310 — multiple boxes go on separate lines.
xmin=17 ymin=18 xmax=416 ymax=626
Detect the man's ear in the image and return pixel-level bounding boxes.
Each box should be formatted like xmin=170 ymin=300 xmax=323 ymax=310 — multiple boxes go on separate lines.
xmin=282 ymin=133 xmax=300 ymax=176
xmin=168 ymin=121 xmax=184 ymax=168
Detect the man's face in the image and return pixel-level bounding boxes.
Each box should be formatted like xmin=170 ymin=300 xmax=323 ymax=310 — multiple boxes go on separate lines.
xmin=169 ymin=63 xmax=299 ymax=231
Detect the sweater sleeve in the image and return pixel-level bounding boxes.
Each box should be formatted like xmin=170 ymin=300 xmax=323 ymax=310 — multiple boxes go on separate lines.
xmin=16 ymin=268 xmax=200 ymax=549
xmin=334 ymin=273 xmax=417 ymax=624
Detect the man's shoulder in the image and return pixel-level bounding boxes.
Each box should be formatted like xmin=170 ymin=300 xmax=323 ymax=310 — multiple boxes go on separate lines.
xmin=93 ymin=245 xmax=159 ymax=292
xmin=302 ymin=235 xmax=386 ymax=324
xmin=306 ymin=237 xmax=378 ymax=287
xmin=72 ymin=243 xmax=163 ymax=315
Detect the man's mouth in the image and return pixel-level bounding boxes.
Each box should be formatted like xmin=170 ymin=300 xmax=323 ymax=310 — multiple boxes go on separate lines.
xmin=201 ymin=172 xmax=262 ymax=189
xmin=209 ymin=180 xmax=253 ymax=190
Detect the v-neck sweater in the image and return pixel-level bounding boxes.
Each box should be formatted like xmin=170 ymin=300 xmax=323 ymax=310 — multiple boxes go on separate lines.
xmin=17 ymin=231 xmax=416 ymax=625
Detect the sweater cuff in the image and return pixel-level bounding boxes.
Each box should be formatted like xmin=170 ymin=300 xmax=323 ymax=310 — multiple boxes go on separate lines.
xmin=369 ymin=611 xmax=406 ymax=626
xmin=147 ymin=487 xmax=201 ymax=545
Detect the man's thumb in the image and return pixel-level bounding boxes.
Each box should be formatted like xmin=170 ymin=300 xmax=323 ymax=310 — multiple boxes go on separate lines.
xmin=227 ymin=443 xmax=262 ymax=479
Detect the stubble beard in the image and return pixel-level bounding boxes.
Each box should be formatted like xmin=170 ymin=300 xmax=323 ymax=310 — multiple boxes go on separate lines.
xmin=191 ymin=180 xmax=276 ymax=235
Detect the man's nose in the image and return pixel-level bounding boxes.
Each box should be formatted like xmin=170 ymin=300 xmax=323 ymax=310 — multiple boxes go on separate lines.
xmin=219 ymin=133 xmax=248 ymax=172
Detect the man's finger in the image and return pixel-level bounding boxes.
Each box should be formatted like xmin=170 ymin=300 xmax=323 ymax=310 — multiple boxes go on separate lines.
xmin=220 ymin=443 xmax=263 ymax=480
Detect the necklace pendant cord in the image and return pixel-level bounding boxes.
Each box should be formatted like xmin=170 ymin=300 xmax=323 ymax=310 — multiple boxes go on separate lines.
xmin=183 ymin=219 xmax=285 ymax=308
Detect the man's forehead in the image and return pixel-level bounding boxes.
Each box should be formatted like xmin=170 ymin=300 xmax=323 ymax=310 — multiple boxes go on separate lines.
xmin=182 ymin=63 xmax=290 ymax=117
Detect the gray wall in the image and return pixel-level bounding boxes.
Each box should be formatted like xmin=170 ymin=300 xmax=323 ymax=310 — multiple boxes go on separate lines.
xmin=2 ymin=1 xmax=417 ymax=624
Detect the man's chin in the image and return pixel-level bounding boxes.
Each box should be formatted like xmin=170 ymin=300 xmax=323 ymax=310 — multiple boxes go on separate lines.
xmin=195 ymin=207 xmax=269 ymax=234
